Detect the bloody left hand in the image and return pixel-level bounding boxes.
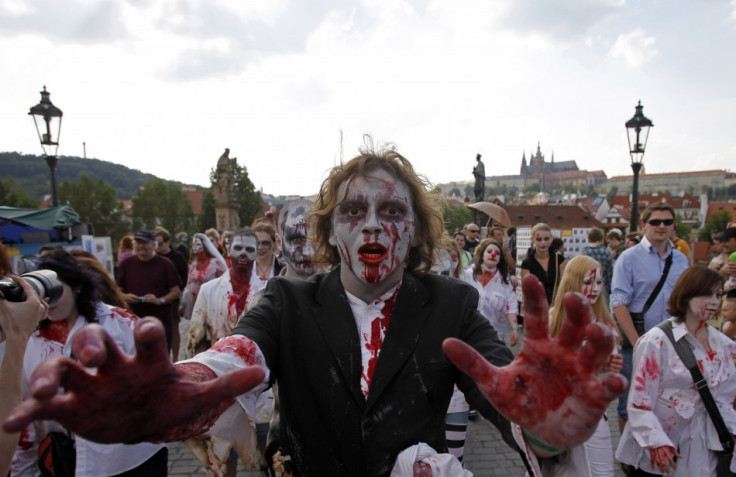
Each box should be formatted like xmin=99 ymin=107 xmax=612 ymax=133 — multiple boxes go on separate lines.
xmin=443 ymin=274 xmax=627 ymax=450
xmin=649 ymin=445 xmax=679 ymax=473
xmin=3 ymin=318 xmax=265 ymax=443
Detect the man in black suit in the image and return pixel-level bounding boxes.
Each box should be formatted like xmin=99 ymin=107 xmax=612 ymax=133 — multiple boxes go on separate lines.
xmin=4 ymin=143 xmax=625 ymax=476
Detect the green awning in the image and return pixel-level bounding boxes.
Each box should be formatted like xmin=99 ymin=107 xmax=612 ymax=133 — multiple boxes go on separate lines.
xmin=0 ymin=206 xmax=81 ymax=229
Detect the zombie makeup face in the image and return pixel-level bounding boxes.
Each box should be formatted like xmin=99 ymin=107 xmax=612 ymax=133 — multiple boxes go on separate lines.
xmin=330 ymin=168 xmax=416 ymax=289
xmin=280 ymin=201 xmax=315 ymax=277
xmin=229 ymin=235 xmax=257 ymax=270
xmin=192 ymin=237 xmax=204 ymax=254
xmin=688 ymin=289 xmax=723 ymax=321
xmin=581 ymin=267 xmax=603 ymax=304
xmin=533 ymin=231 xmax=552 ymax=253
xmin=256 ymin=231 xmax=274 ymax=259
xmin=482 ymin=244 xmax=501 ymax=272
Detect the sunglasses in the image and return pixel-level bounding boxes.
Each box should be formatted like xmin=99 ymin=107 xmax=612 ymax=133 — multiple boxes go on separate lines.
xmin=646 ymin=219 xmax=674 ymax=227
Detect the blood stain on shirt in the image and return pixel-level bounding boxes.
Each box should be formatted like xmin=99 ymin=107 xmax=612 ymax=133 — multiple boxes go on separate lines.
xmin=211 ymin=335 xmax=263 ymax=367
xmin=37 ymin=321 xmax=69 ymax=344
xmin=633 ymin=354 xmax=660 ymax=392
xmin=361 ymin=290 xmax=398 ymax=395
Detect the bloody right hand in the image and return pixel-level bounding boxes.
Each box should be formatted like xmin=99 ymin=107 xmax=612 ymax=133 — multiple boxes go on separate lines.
xmin=3 ymin=318 xmax=265 ymax=444
xmin=443 ymin=275 xmax=627 ymax=451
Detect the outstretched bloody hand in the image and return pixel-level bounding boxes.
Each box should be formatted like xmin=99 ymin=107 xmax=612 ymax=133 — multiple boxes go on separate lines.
xmin=3 ymin=318 xmax=265 ymax=444
xmin=443 ymin=274 xmax=627 ymax=450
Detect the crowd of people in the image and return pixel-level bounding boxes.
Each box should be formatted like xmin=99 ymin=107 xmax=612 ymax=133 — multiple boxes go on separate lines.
xmin=0 ymin=143 xmax=735 ymax=477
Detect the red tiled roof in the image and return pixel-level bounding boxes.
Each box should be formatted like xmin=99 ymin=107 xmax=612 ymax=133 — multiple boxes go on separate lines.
xmin=705 ymin=202 xmax=736 ymax=222
xmin=574 ymin=197 xmax=600 ymax=215
xmin=504 ymin=205 xmax=606 ymax=228
xmin=609 ymin=193 xmax=700 ymax=209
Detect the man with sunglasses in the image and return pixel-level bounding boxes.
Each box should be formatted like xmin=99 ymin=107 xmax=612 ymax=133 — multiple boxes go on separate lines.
xmin=610 ymin=203 xmax=688 ymax=435
xmin=463 ymin=223 xmax=481 ymax=254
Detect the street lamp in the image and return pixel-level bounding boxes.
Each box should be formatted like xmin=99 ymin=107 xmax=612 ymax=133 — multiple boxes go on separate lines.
xmin=625 ymin=100 xmax=653 ymax=232
xmin=29 ymin=86 xmax=63 ymax=207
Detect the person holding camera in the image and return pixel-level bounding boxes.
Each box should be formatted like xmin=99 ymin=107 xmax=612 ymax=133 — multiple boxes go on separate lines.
xmin=611 ymin=203 xmax=689 ymax=436
xmin=0 ymin=272 xmax=48 ymax=477
xmin=9 ymin=250 xmax=167 ymax=476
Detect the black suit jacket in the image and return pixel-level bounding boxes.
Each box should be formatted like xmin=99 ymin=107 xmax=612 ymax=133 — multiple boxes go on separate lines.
xmin=233 ymin=267 xmax=523 ymax=476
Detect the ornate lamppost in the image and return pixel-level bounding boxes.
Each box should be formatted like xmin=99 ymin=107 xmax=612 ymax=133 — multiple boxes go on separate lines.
xmin=29 ymin=86 xmax=63 ymax=207
xmin=625 ymin=100 xmax=653 ymax=232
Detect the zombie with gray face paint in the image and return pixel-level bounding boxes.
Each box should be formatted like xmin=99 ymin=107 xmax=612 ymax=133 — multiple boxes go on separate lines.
xmin=186 ymin=228 xmax=259 ymax=358
xmin=277 ymin=198 xmax=317 ymax=279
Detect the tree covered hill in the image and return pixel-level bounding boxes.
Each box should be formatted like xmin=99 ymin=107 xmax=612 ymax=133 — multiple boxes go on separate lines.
xmin=0 ymin=151 xmax=196 ymax=200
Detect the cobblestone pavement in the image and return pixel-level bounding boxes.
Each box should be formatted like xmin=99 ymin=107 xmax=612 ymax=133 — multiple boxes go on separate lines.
xmin=170 ymin=322 xmax=627 ymax=476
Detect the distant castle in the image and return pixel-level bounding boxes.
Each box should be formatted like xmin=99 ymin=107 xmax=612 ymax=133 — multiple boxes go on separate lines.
xmin=520 ymin=142 xmax=579 ymax=178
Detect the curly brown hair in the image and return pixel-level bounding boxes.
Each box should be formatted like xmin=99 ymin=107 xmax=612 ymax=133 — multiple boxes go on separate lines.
xmin=311 ymin=139 xmax=444 ymax=276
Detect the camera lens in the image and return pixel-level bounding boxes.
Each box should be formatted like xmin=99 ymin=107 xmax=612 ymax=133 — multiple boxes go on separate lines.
xmin=21 ymin=270 xmax=63 ymax=306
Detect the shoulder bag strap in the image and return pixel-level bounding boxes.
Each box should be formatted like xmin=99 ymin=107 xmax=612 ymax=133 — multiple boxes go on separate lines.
xmin=657 ymin=320 xmax=734 ymax=452
xmin=641 ymin=252 xmax=674 ymax=316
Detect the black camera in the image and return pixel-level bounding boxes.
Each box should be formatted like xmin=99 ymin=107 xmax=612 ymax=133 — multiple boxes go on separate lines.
xmin=0 ymin=270 xmax=63 ymax=306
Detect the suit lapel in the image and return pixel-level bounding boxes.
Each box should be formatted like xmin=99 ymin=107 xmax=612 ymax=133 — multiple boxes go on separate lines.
xmin=311 ymin=269 xmax=365 ymax=408
xmin=364 ymin=271 xmax=430 ymax=412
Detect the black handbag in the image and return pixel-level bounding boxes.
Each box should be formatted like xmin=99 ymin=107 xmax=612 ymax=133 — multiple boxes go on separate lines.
xmin=620 ymin=253 xmax=673 ymax=349
xmin=658 ymin=320 xmax=735 ymax=477
xmin=38 ymin=431 xmax=76 ymax=477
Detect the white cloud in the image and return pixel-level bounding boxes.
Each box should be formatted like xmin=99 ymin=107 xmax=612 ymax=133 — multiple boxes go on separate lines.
xmin=0 ymin=0 xmax=734 ymax=197
xmin=610 ymin=28 xmax=658 ymax=68
xmin=501 ymin=0 xmax=624 ymax=43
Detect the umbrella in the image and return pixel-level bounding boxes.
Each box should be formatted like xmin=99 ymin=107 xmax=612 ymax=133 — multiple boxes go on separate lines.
xmin=467 ymin=202 xmax=511 ymax=227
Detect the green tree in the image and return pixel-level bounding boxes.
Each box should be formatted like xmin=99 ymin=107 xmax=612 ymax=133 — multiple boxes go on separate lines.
xmin=560 ymin=182 xmax=576 ymax=194
xmin=209 ymin=161 xmax=263 ymax=227
xmin=728 ymin=184 xmax=736 ymax=199
xmin=523 ymin=182 xmax=540 ymax=194
xmin=132 ymin=179 xmax=195 ymax=234
xmin=58 ymin=174 xmax=128 ymax=240
xmin=698 ymin=210 xmax=733 ymax=242
xmin=0 ymin=176 xmax=39 ymax=207
xmin=439 ymin=200 xmax=471 ymax=234
xmin=464 ymin=185 xmax=473 ymax=200
xmin=673 ymin=214 xmax=691 ymax=240
xmin=582 ymin=184 xmax=598 ymax=197
xmin=607 ymin=185 xmax=619 ymax=201
xmin=198 ymin=189 xmax=216 ymax=232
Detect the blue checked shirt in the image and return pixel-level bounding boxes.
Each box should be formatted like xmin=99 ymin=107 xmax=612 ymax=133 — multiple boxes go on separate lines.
xmin=610 ymin=236 xmax=689 ymax=332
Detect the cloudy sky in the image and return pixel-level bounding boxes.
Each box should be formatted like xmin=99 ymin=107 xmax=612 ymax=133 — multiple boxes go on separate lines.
xmin=1 ymin=0 xmax=734 ymax=197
